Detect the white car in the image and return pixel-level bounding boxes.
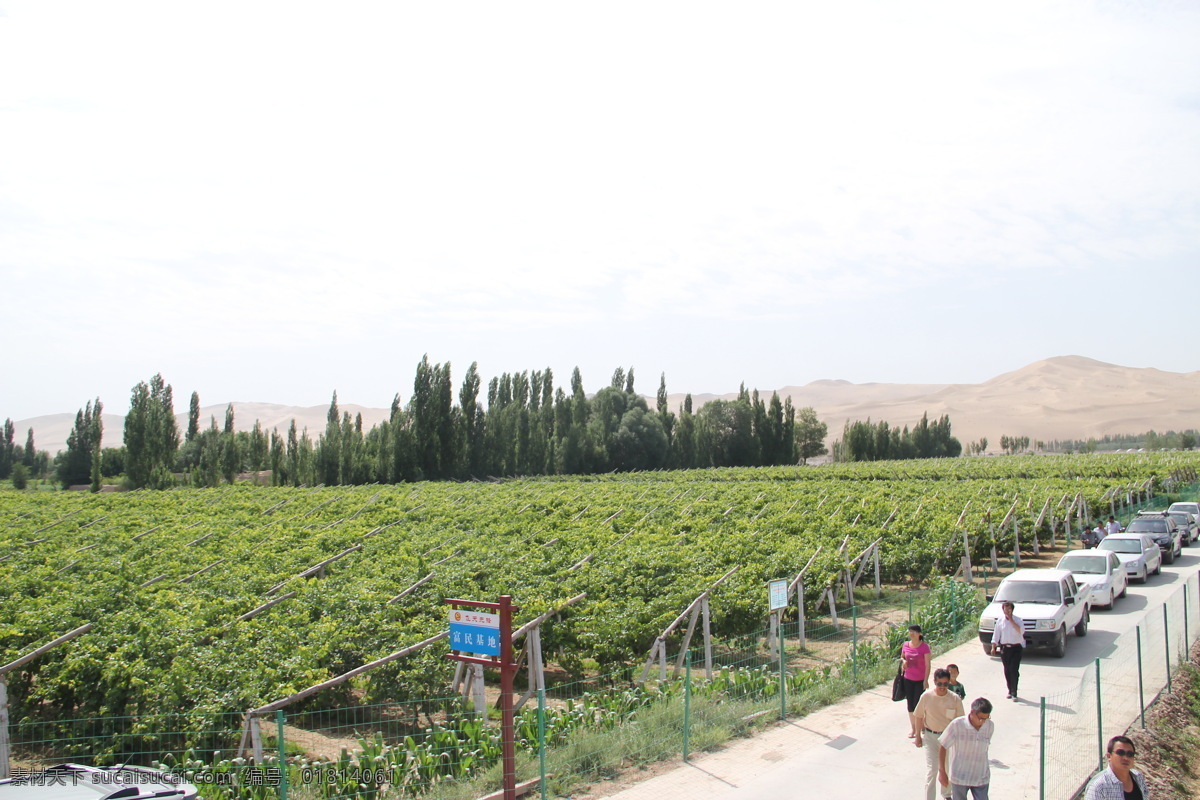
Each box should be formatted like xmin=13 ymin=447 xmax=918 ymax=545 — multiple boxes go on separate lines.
xmin=1168 ymin=501 xmax=1200 ymax=521
xmin=1097 ymin=533 xmax=1162 ymax=584
xmin=0 ymin=765 xmax=198 ymax=800
xmin=1056 ymin=549 xmax=1128 ymax=609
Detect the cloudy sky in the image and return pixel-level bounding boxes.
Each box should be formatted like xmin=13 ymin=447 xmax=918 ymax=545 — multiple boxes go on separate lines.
xmin=2 ymin=1 xmax=1198 ymax=421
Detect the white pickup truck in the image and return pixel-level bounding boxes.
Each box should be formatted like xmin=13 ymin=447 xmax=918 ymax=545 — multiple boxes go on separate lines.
xmin=977 ymin=568 xmax=1092 ymax=658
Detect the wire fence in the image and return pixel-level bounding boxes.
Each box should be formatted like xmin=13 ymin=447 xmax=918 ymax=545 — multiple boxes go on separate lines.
xmin=2 ymin=580 xmax=983 ymax=800
xmin=1040 ymin=571 xmax=1200 ymax=800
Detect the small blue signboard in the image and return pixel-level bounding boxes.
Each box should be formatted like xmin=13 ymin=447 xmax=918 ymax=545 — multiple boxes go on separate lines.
xmin=448 ymin=609 xmax=501 ymax=657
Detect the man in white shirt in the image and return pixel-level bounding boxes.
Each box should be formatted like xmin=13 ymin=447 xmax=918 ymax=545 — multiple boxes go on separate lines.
xmin=990 ymin=601 xmax=1025 ymax=700
xmin=1106 ymin=516 xmax=1123 ymax=535
xmin=915 ymin=668 xmax=965 ymax=799
xmin=939 ymin=698 xmax=995 ymax=800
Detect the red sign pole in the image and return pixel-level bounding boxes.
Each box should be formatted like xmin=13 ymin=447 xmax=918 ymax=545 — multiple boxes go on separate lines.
xmin=498 ymin=595 xmax=516 ymax=800
xmin=445 ymin=595 xmax=519 ymax=800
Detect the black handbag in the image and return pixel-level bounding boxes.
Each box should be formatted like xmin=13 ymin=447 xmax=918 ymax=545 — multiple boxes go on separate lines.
xmin=891 ymin=662 xmax=906 ymax=702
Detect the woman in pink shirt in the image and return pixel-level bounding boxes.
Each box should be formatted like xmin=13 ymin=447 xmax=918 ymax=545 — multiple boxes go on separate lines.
xmin=900 ymin=624 xmax=932 ymax=738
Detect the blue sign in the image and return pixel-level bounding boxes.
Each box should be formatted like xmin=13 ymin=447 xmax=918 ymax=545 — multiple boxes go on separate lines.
xmin=448 ymin=609 xmax=501 ymax=657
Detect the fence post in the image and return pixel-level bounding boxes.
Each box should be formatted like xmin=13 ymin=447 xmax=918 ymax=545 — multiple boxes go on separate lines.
xmin=780 ymin=615 xmax=787 ymax=721
xmin=1164 ymin=605 xmax=1172 ymax=695
xmin=1039 ymin=696 xmax=1046 ymax=800
xmin=683 ymin=649 xmax=691 ymax=763
xmin=1094 ymin=659 xmax=1103 ymax=770
xmin=275 ymin=709 xmax=288 ymax=800
xmin=1136 ymin=626 xmax=1146 ymax=729
xmin=852 ymin=601 xmax=859 ymax=689
xmin=538 ymin=687 xmax=547 ymax=800
xmin=951 ymin=581 xmax=958 ymax=633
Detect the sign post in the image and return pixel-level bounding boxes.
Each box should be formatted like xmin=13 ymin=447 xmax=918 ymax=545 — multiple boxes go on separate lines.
xmin=445 ymin=596 xmax=519 ymax=800
xmin=768 ymin=579 xmax=788 ymax=720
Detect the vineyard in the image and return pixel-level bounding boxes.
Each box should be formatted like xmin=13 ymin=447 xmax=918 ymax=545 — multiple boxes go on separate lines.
xmin=2 ymin=453 xmax=1199 ymax=796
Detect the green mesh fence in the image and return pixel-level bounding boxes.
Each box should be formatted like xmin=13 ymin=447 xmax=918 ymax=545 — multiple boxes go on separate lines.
xmin=1039 ymin=572 xmax=1200 ymax=800
xmin=3 ymin=581 xmax=983 ymax=800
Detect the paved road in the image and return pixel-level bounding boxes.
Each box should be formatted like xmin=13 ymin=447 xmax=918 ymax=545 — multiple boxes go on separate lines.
xmin=598 ymin=549 xmax=1200 ymax=800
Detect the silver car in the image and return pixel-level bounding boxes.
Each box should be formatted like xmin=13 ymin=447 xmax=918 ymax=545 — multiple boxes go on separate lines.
xmin=1097 ymin=533 xmax=1162 ymax=584
xmin=1056 ymin=549 xmax=1128 ymax=609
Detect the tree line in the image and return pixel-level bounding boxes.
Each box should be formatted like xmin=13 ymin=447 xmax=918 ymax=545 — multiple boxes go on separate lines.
xmin=18 ymin=358 xmax=833 ymax=489
xmin=831 ymin=412 xmax=963 ymax=462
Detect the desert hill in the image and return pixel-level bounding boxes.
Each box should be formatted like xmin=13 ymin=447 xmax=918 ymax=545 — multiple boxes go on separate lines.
xmin=15 ymin=356 xmax=1200 ymax=456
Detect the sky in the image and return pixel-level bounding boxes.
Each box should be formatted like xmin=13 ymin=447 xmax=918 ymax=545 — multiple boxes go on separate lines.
xmin=2 ymin=1 xmax=1199 ymax=421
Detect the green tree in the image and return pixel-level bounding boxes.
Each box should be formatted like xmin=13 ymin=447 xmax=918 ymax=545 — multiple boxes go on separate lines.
xmin=11 ymin=462 xmax=28 ymax=490
xmin=248 ymin=420 xmax=268 ymax=472
xmin=319 ymin=392 xmax=342 ymax=485
xmin=186 ymin=391 xmax=201 ymax=443
xmin=794 ymin=406 xmax=828 ymax=465
xmin=0 ymin=418 xmax=14 ymax=479
xmin=220 ymin=404 xmax=239 ymax=483
xmin=59 ymin=398 xmax=103 ymax=488
xmin=124 ymin=374 xmax=179 ymax=488
xmin=23 ymin=428 xmax=36 ymax=468
xmin=696 ymin=399 xmax=757 ymax=467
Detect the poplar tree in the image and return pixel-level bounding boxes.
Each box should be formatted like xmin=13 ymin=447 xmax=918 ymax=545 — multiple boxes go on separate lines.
xmin=187 ymin=392 xmax=201 ymax=442
xmin=220 ymin=404 xmax=239 ymax=483
xmin=23 ymin=428 xmax=36 ymax=468
xmin=320 ymin=392 xmax=341 ymax=485
xmin=59 ymin=398 xmax=102 ymax=488
xmin=0 ymin=418 xmax=13 ymax=479
xmin=124 ymin=374 xmax=180 ymax=488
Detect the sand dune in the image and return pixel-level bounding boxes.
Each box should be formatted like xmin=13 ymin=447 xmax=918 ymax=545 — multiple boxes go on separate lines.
xmin=15 ymin=356 xmax=1200 ymax=456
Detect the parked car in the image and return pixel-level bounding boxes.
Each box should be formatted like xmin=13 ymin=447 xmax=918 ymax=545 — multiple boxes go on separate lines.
xmin=1127 ymin=511 xmax=1183 ymax=563
xmin=0 ymin=765 xmax=198 ymax=800
xmin=1097 ymin=533 xmax=1163 ymax=583
xmin=1166 ymin=510 xmax=1199 ymax=545
xmin=1056 ymin=549 xmax=1128 ymax=609
xmin=1168 ymin=501 xmax=1200 ymax=521
xmin=978 ymin=568 xmax=1092 ymax=658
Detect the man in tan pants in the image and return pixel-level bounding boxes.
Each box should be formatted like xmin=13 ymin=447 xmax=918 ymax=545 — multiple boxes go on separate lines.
xmin=914 ymin=667 xmax=965 ymax=799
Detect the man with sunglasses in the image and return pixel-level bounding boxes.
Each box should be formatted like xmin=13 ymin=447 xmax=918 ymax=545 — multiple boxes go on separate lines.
xmin=914 ymin=668 xmax=965 ymax=799
xmin=1084 ymin=736 xmax=1149 ymax=799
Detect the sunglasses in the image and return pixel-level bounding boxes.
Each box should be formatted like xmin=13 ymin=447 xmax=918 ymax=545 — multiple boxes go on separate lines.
xmin=934 ymin=681 xmax=950 ymax=687
xmin=1112 ymin=749 xmax=1136 ymax=758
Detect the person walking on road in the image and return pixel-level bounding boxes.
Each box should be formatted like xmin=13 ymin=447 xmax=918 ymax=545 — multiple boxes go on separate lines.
xmin=990 ymin=601 xmax=1025 ymax=700
xmin=938 ymin=697 xmax=995 ymax=800
xmin=901 ymin=624 xmax=932 ymax=738
xmin=1084 ymin=736 xmax=1149 ymax=799
xmin=1106 ymin=515 xmax=1123 ymax=536
xmin=914 ymin=668 xmax=965 ymax=800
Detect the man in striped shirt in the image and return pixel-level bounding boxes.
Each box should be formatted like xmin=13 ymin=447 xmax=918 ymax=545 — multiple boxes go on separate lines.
xmin=938 ymin=697 xmax=995 ymax=800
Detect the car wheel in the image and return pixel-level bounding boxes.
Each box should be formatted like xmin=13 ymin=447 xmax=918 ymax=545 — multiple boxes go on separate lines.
xmin=1119 ymin=583 xmax=1128 ymax=598
xmin=1154 ymin=559 xmax=1162 ymax=575
xmin=1051 ymin=626 xmax=1067 ymax=658
xmin=1075 ymin=609 xmax=1089 ymax=637
xmin=1165 ymin=549 xmax=1175 ymax=565
xmin=1135 ymin=567 xmax=1147 ymax=584
xmin=1103 ymin=589 xmax=1115 ymax=610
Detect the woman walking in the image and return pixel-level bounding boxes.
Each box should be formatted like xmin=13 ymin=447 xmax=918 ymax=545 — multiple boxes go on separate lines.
xmin=901 ymin=624 xmax=931 ymax=738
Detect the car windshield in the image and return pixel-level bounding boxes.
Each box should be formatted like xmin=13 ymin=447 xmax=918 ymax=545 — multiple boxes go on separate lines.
xmin=993 ymin=580 xmax=1061 ymax=604
xmin=1058 ymin=555 xmax=1109 ymax=575
xmin=1099 ymin=538 xmax=1142 ymax=554
xmin=1127 ymin=520 xmax=1167 ymax=533
xmin=1167 ymin=513 xmax=1191 ymax=526
xmin=1169 ymin=504 xmax=1199 ymax=515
